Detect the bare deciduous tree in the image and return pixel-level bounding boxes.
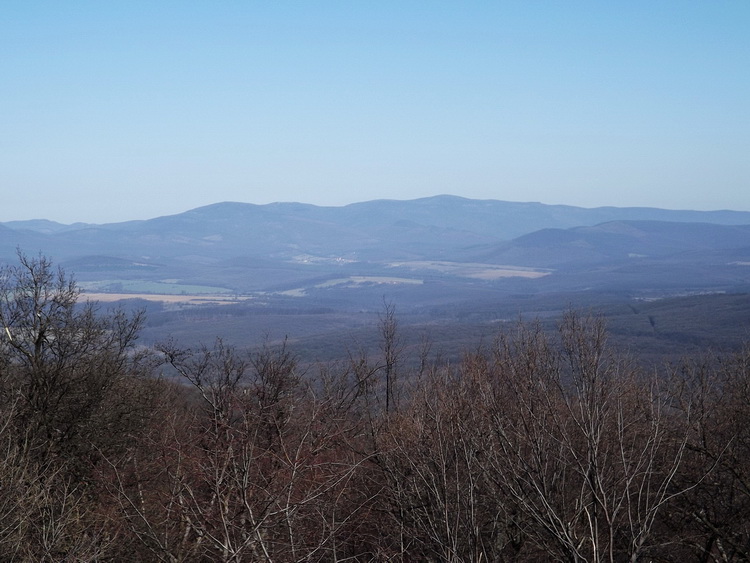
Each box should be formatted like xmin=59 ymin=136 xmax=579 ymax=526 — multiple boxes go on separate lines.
xmin=481 ymin=312 xmax=700 ymax=562
xmin=0 ymin=251 xmax=150 ymax=470
xmin=379 ymin=299 xmax=403 ymax=414
xmin=0 ymin=251 xmax=154 ymax=559
xmin=103 ymin=338 xmax=374 ymax=562
xmin=668 ymin=347 xmax=750 ymax=561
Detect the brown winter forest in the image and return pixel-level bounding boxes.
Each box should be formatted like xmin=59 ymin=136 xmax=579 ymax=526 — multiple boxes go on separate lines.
xmin=2 ymin=252 xmax=750 ymax=562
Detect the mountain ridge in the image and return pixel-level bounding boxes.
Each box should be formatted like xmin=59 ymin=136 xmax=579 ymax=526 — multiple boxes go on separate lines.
xmin=2 ymin=196 xmax=749 ymax=303
xmin=6 ymin=195 xmax=750 ymax=235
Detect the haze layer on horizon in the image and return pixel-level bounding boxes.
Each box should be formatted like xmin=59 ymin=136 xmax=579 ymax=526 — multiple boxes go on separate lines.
xmin=2 ymin=1 xmax=749 ymax=223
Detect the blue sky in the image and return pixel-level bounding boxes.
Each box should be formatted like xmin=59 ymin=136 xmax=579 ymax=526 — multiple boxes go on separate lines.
xmin=2 ymin=1 xmax=749 ymax=223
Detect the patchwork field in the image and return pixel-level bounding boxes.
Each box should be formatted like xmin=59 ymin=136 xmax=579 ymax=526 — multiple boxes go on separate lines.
xmin=79 ymin=280 xmax=232 ymax=294
xmin=81 ymin=292 xmax=250 ymax=305
xmin=388 ymin=261 xmax=551 ymax=280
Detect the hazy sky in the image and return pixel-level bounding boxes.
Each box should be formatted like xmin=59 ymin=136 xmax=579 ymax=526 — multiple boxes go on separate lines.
xmin=2 ymin=1 xmax=749 ymax=223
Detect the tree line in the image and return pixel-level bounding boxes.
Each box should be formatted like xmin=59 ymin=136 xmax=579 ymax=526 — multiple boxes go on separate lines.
xmin=1 ymin=253 xmax=749 ymax=562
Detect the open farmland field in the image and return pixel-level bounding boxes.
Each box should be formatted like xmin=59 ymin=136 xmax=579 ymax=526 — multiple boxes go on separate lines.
xmin=388 ymin=261 xmax=551 ymax=280
xmin=278 ymin=275 xmax=424 ymax=296
xmin=79 ymin=280 xmax=232 ymax=295
xmin=81 ymin=292 xmax=250 ymax=306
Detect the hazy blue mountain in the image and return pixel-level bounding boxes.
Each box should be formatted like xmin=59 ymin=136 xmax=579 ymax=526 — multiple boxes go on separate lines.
xmin=478 ymin=221 xmax=750 ymax=268
xmin=0 ymin=223 xmax=53 ymax=259
xmin=5 ymin=195 xmax=750 ymax=262
xmin=2 ymin=219 xmax=93 ymax=234
xmin=333 ymin=196 xmax=750 ymax=240
xmin=1 ymin=196 xmax=750 ymax=299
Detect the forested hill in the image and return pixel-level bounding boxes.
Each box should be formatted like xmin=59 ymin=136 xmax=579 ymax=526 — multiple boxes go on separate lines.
xmin=3 ymin=195 xmax=750 ymax=263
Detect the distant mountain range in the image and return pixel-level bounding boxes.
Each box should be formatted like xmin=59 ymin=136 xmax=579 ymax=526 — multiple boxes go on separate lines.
xmin=2 ymin=195 xmax=750 ymax=300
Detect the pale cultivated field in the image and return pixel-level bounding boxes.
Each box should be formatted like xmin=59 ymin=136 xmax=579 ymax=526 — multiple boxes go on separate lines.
xmin=388 ymin=261 xmax=551 ymax=280
xmin=315 ymin=276 xmax=423 ymax=288
xmin=81 ymin=292 xmax=250 ymax=305
xmin=279 ymin=276 xmax=423 ymax=297
xmin=81 ymin=264 xmax=548 ymax=304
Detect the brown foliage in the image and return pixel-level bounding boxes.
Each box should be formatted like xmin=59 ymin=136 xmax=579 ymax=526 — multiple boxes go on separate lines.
xmin=3 ymin=253 xmax=750 ymax=561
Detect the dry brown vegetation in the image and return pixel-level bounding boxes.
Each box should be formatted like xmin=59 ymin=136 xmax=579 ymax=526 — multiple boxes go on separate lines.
xmin=2 ymin=253 xmax=750 ymax=561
